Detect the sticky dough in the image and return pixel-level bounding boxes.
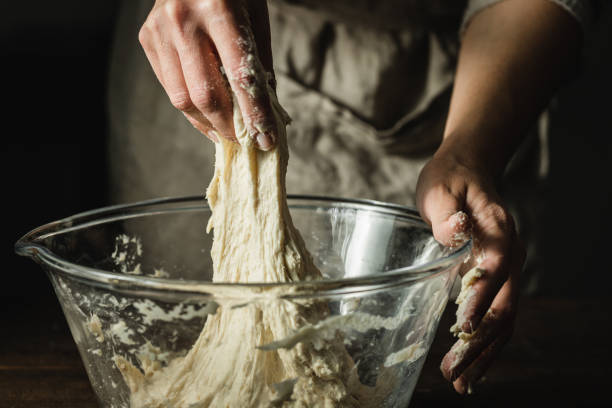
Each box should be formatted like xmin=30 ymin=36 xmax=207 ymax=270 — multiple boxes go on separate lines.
xmin=114 ymin=88 xmax=359 ymax=407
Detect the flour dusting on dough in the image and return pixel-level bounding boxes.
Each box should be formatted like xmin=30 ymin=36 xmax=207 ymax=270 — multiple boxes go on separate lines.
xmin=450 ymin=267 xmax=483 ymax=337
xmin=88 ymin=314 xmax=104 ymax=343
xmin=449 ymin=266 xmax=483 ymax=372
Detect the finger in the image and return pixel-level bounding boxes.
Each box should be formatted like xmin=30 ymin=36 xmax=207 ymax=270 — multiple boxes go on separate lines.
xmin=140 ymin=7 xmax=225 ymax=143
xmin=441 ymin=307 xmax=503 ymax=382
xmin=139 ymin=26 xmax=166 ymax=89
xmin=152 ymin=37 xmax=195 ymax=118
xmin=183 ymin=111 xmax=217 ymax=141
xmin=458 ymin=209 xmax=524 ymax=333
xmin=441 ymin=269 xmax=519 ymax=382
xmin=452 ymin=326 xmax=512 ymax=395
xmin=418 ymin=185 xmax=471 ymax=247
xmin=158 ymin=47 xmax=218 ymax=142
xmin=204 ymin=1 xmax=276 ymax=150
xmin=174 ymin=29 xmax=236 ymax=141
xmin=152 ymin=28 xmax=221 ymax=142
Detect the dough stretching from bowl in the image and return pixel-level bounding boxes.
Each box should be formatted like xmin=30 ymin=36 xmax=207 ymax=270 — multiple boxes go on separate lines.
xmin=114 ymin=89 xmax=360 ymax=407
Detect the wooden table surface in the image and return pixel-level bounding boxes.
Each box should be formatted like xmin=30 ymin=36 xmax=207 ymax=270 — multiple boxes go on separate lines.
xmin=1 ymin=293 xmax=610 ymax=407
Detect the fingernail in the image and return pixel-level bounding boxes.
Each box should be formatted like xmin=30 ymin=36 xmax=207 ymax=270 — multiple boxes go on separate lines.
xmin=255 ymin=131 xmax=275 ymax=151
xmin=455 ymin=377 xmax=469 ymax=395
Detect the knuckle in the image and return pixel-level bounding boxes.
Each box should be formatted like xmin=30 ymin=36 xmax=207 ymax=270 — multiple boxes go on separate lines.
xmin=163 ymin=0 xmax=190 ymax=25
xmin=197 ymin=0 xmax=226 ymax=16
xmin=437 ymin=183 xmax=458 ymax=202
xmin=486 ymin=252 xmax=508 ymax=274
xmin=440 ymin=356 xmax=454 ymax=381
xmin=190 ymin=88 xmax=219 ymax=113
xmin=490 ymin=203 xmax=509 ymax=224
xmin=422 ymin=184 xmax=456 ymax=210
xmin=139 ymin=16 xmax=163 ymax=44
xmin=138 ymin=26 xmax=149 ymax=47
xmin=169 ymin=92 xmax=194 ymax=111
xmin=484 ymin=201 xmax=515 ymax=235
xmin=489 ymin=304 xmax=516 ymax=324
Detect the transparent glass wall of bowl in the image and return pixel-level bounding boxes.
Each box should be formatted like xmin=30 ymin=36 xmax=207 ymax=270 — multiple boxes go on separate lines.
xmin=16 ymin=197 xmax=469 ymax=408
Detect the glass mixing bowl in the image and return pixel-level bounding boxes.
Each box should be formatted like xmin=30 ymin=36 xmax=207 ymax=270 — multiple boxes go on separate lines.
xmin=15 ymin=196 xmax=471 ymax=407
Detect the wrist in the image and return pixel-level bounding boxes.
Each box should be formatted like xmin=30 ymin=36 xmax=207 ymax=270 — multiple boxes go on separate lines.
xmin=435 ymin=128 xmax=514 ymax=181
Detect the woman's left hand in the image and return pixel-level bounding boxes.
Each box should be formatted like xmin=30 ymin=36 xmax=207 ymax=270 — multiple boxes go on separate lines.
xmin=416 ymin=148 xmax=525 ymax=394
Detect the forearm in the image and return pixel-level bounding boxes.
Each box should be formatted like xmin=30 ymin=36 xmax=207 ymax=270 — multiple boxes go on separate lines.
xmin=439 ymin=0 xmax=581 ymax=178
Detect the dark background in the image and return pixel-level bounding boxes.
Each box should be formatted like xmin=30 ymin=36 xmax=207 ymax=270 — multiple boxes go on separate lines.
xmin=3 ymin=1 xmax=120 ymax=304
xmin=1 ymin=0 xmax=611 ymax=405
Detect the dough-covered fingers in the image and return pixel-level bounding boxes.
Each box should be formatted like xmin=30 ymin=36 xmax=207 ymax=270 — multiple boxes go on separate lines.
xmin=441 ymin=267 xmax=519 ymax=384
xmin=441 ymin=303 xmax=506 ymax=381
xmin=205 ymin=0 xmax=277 ymax=150
xmin=139 ymin=0 xmax=275 ymax=148
xmin=416 ymin=158 xmax=524 ymax=393
xmin=452 ymin=326 xmax=513 ymax=394
xmin=458 ymin=207 xmax=523 ymax=334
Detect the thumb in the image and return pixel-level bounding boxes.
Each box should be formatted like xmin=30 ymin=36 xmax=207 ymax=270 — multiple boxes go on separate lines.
xmin=419 ymin=189 xmax=471 ymax=248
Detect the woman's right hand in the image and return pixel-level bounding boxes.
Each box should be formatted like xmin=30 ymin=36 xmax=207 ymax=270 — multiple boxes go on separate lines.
xmin=139 ymin=0 xmax=276 ymax=150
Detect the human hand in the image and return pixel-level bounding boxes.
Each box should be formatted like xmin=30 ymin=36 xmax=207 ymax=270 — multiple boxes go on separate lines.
xmin=139 ymin=0 xmax=276 ymax=149
xmin=416 ymin=149 xmax=525 ymax=394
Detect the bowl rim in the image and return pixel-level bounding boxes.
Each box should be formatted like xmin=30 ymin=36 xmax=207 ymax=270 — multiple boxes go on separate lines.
xmin=15 ymin=195 xmax=472 ymax=298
